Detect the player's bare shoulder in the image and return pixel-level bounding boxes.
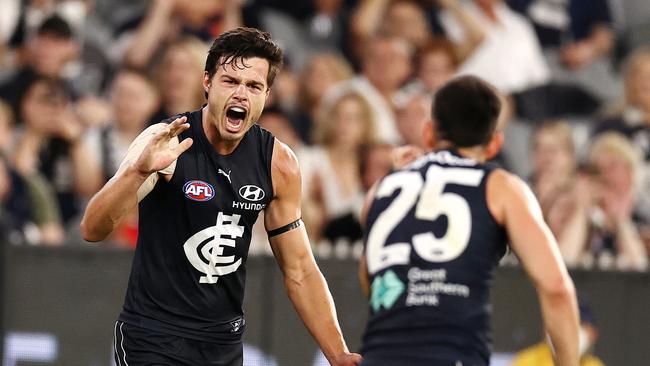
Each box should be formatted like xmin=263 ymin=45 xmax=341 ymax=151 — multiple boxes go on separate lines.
xmin=486 ymin=168 xmax=541 ymax=225
xmin=270 ymin=138 xmax=301 ymax=198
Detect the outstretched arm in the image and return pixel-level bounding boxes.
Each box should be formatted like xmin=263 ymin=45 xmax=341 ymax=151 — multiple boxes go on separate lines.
xmin=80 ymin=117 xmax=192 ymax=242
xmin=488 ymin=170 xmax=579 ymax=366
xmin=265 ymin=140 xmax=362 ymax=366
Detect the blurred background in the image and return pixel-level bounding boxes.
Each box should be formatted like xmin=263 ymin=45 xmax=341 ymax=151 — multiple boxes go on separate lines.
xmin=0 ymin=0 xmax=649 ymax=365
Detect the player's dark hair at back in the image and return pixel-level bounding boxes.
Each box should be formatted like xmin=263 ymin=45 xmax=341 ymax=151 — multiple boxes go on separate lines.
xmin=205 ymin=27 xmax=283 ymax=90
xmin=433 ymin=75 xmax=501 ymax=148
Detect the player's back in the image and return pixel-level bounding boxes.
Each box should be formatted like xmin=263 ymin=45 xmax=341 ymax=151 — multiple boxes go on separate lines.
xmin=361 ymin=149 xmax=508 ymax=366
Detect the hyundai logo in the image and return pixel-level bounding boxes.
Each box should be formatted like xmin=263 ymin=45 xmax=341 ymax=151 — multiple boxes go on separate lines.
xmin=239 ymin=185 xmax=265 ymax=202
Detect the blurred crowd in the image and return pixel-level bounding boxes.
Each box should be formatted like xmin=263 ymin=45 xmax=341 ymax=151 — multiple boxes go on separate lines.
xmin=0 ymin=0 xmax=649 ymax=272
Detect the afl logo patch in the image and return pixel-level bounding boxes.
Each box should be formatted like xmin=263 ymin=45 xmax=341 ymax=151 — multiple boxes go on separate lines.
xmin=239 ymin=185 xmax=265 ymax=202
xmin=183 ymin=180 xmax=215 ymax=201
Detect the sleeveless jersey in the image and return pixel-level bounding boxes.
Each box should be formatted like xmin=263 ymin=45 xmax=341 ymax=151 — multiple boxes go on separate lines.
xmin=118 ymin=108 xmax=275 ymax=343
xmin=361 ymin=150 xmax=507 ymax=365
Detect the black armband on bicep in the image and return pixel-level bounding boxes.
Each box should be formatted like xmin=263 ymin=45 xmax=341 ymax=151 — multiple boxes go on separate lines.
xmin=267 ymin=218 xmax=303 ymax=238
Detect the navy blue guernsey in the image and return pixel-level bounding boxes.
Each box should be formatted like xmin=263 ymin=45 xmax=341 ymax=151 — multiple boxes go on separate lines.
xmin=118 ymin=108 xmax=274 ymax=343
xmin=361 ymin=150 xmax=507 ymax=366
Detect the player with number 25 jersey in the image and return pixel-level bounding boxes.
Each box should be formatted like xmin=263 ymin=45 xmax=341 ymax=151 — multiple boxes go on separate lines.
xmin=359 ymin=76 xmax=580 ymax=366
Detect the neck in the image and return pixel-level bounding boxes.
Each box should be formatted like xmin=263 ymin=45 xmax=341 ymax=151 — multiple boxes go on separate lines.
xmin=202 ymin=106 xmax=239 ymax=155
xmin=435 ymin=141 xmax=488 ymax=162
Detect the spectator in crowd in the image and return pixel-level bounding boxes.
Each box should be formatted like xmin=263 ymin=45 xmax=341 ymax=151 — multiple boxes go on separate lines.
xmin=594 ymin=46 xmax=650 ymax=223
xmin=337 ymin=34 xmax=413 ymax=144
xmin=294 ymin=52 xmax=354 ymax=143
xmin=256 ymin=0 xmax=356 ymax=69
xmin=0 ymin=15 xmax=80 ymax=117
xmin=438 ymin=0 xmax=550 ymax=94
xmin=12 ymin=76 xmax=101 ymax=225
xmin=306 ymin=89 xmax=377 ymax=243
xmin=2 ymin=0 xmax=111 ymax=96
xmin=265 ymin=59 xmax=301 ymax=118
xmin=395 ymin=91 xmax=432 ymax=148
xmin=351 ymin=0 xmax=485 ymax=60
xmin=149 ymin=37 xmax=208 ymax=124
xmin=351 ymin=0 xmax=433 ymax=53
xmin=507 ymin=0 xmax=618 ymax=103
xmin=86 ymin=69 xmax=160 ymax=182
xmin=359 ymin=142 xmax=394 ymax=192
xmin=544 ymin=133 xmax=648 ymax=271
xmin=512 ymin=296 xmax=605 ymax=366
xmin=120 ymin=0 xmax=242 ymax=70
xmin=0 ymin=99 xmax=63 ymax=245
xmin=507 ymin=0 xmax=614 ymax=71
xmin=529 ymin=121 xmax=577 ymax=207
xmin=414 ymin=37 xmax=461 ymax=94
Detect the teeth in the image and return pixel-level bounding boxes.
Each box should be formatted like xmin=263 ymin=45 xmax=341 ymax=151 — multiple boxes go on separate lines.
xmin=230 ymin=107 xmax=245 ymax=113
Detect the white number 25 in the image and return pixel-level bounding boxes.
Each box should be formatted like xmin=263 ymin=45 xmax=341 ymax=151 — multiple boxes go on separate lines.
xmin=366 ymin=166 xmax=484 ymax=275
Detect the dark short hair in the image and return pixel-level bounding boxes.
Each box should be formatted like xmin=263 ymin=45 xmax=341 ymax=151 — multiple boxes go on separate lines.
xmin=433 ymin=75 xmax=501 ymax=147
xmin=38 ymin=15 xmax=73 ymax=39
xmin=204 ymin=27 xmax=283 ymax=91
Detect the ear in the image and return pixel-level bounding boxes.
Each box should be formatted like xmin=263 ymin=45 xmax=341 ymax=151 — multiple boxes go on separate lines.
xmin=485 ymin=131 xmax=504 ymax=160
xmin=203 ymin=72 xmax=211 ymax=95
xmin=422 ymin=120 xmax=436 ymax=150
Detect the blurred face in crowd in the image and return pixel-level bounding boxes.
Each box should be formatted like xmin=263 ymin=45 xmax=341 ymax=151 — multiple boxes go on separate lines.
xmin=160 ymin=45 xmax=205 ymax=106
xmin=626 ymin=52 xmax=650 ymax=113
xmin=419 ymin=50 xmax=456 ymax=93
xmin=590 ymin=153 xmax=634 ymax=195
xmin=258 ymin=111 xmax=300 ymax=149
xmin=361 ymin=144 xmax=393 ymax=191
xmin=111 ymin=72 xmax=160 ymax=131
xmin=362 ymin=38 xmax=412 ymax=94
xmin=204 ymin=57 xmax=270 ymax=144
xmin=532 ymin=126 xmax=575 ymax=179
xmin=304 ymin=56 xmax=346 ymax=107
xmin=332 ymin=95 xmax=369 ymax=149
xmin=28 ymin=33 xmax=78 ymax=77
xmin=396 ymin=94 xmax=430 ymax=147
xmin=20 ymin=79 xmax=67 ymax=135
xmin=383 ymin=1 xmax=431 ymax=49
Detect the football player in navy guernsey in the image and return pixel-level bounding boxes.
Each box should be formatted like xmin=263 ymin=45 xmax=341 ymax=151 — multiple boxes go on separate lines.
xmin=80 ymin=27 xmax=362 ymax=366
xmin=358 ymin=76 xmax=580 ymax=366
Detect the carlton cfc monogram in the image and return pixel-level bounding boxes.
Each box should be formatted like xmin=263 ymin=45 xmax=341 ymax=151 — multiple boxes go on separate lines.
xmin=183 ymin=212 xmax=245 ymax=284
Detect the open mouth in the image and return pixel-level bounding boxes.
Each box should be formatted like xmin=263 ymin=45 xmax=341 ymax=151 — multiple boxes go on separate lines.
xmin=225 ymin=106 xmax=247 ymax=133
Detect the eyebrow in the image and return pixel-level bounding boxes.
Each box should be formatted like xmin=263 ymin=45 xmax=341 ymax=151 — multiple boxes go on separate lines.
xmin=221 ymin=74 xmax=266 ymax=88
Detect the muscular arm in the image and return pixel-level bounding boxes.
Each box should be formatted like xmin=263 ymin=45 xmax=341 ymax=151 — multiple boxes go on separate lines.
xmin=80 ymin=118 xmax=191 ymax=242
xmin=266 ymin=140 xmax=361 ymax=366
xmin=488 ymin=170 xmax=579 ymax=366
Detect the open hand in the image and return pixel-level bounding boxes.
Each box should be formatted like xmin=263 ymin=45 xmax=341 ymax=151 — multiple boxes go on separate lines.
xmin=133 ymin=116 xmax=193 ymax=175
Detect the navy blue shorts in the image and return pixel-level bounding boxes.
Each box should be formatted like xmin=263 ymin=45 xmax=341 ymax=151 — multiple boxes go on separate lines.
xmin=113 ymin=320 xmax=243 ymax=366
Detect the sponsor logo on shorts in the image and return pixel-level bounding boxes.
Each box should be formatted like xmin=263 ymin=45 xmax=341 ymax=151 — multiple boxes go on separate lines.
xmin=183 ymin=180 xmax=215 ymax=202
